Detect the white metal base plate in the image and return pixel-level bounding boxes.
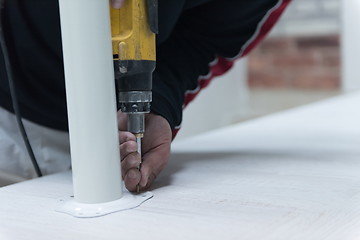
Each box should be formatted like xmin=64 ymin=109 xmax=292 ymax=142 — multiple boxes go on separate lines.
xmin=56 ymin=191 xmax=153 ymax=218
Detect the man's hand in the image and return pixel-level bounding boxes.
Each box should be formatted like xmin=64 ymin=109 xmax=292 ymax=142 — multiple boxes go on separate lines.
xmin=118 ymin=113 xmax=172 ymax=192
xmin=110 ymin=0 xmax=125 ymax=9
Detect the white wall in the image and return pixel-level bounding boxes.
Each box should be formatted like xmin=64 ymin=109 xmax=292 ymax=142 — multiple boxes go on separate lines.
xmin=270 ymin=0 xmax=360 ymax=91
xmin=270 ymin=0 xmax=340 ymax=37
xmin=341 ymin=0 xmax=360 ymax=91
xmin=175 ymin=59 xmax=248 ymax=140
xmin=175 ymin=0 xmax=360 ymax=140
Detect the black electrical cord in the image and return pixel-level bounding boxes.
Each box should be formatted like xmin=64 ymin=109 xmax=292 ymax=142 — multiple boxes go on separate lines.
xmin=0 ymin=0 xmax=42 ymax=177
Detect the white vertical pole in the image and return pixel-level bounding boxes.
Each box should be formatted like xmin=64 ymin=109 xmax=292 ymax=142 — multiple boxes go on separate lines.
xmin=341 ymin=0 xmax=360 ymax=91
xmin=58 ymin=0 xmax=122 ymax=203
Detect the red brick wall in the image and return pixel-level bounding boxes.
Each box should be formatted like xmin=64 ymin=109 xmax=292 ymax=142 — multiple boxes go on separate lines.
xmin=248 ymin=35 xmax=340 ymax=89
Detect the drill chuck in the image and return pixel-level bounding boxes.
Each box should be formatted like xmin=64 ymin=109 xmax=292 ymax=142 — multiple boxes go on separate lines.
xmin=115 ymin=59 xmax=154 ymax=115
xmin=119 ymin=90 xmax=151 ymax=135
xmin=118 ymin=91 xmax=152 ymax=114
xmin=127 ymin=113 xmax=145 ymax=136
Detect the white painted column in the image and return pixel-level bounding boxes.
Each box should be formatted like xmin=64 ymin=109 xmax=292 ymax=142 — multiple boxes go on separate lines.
xmin=58 ymin=0 xmax=122 ymax=203
xmin=341 ymin=0 xmax=360 ymax=91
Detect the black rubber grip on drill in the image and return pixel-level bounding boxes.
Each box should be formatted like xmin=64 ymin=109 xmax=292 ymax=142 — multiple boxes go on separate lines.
xmin=114 ymin=60 xmax=155 ymax=91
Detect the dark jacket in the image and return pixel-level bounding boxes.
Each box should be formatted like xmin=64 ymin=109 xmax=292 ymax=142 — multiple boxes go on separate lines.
xmin=0 ymin=0 xmax=290 ymax=135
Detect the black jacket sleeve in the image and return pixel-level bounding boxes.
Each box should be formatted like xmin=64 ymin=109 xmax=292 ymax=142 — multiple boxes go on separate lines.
xmin=151 ymin=0 xmax=290 ymax=135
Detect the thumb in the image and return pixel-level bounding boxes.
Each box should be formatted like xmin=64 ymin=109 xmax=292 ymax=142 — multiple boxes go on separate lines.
xmin=139 ymin=145 xmax=170 ymax=190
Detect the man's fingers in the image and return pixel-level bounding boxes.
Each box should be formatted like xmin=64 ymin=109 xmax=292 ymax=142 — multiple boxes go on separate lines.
xmin=138 ymin=145 xmax=170 ymax=190
xmin=119 ymin=114 xmax=172 ymax=192
xmin=118 ymin=131 xmax=135 ymax=144
xmin=119 ymin=131 xmax=141 ymax=191
xmin=121 ymin=152 xmax=141 ymax=177
xmin=120 ymin=140 xmax=137 ymax=160
xmin=117 ymin=112 xmax=127 ymax=131
xmin=124 ymin=168 xmax=141 ymax=191
xmin=139 ymin=161 xmax=161 ymax=190
xmin=110 ymin=0 xmax=125 ymax=9
xmin=142 ymin=172 xmax=157 ymax=190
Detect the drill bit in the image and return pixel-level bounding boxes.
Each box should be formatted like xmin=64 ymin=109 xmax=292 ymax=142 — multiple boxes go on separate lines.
xmin=136 ymin=135 xmax=142 ymax=156
xmin=135 ymin=134 xmax=143 ymax=193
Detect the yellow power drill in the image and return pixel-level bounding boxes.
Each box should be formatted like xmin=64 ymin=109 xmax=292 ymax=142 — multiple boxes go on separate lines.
xmin=110 ymin=0 xmax=158 ymax=188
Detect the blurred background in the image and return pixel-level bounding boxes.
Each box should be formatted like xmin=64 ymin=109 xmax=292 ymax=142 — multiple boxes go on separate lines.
xmin=175 ymin=0 xmax=359 ymax=140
